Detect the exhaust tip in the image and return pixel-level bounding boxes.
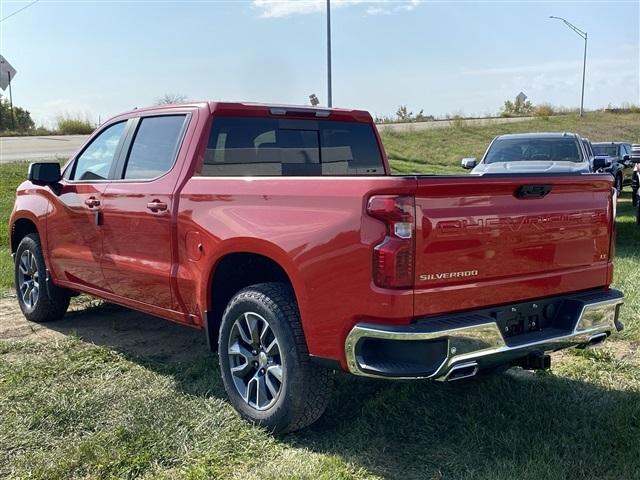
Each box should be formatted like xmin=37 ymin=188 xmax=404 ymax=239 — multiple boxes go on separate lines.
xmin=586 ymin=332 xmax=608 ymax=347
xmin=445 ymin=362 xmax=479 ymax=381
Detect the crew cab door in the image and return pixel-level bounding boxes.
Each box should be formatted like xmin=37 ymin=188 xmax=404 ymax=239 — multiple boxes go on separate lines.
xmin=100 ymin=114 xmax=189 ymax=311
xmin=47 ymin=120 xmax=129 ymax=291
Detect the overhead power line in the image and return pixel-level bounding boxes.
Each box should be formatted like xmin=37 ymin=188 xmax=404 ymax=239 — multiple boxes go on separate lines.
xmin=0 ymin=0 xmax=40 ymax=23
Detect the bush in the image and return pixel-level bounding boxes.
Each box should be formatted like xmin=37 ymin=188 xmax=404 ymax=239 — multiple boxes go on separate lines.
xmin=451 ymin=115 xmax=466 ymax=129
xmin=56 ymin=114 xmax=95 ymax=135
xmin=534 ymin=104 xmax=555 ymax=118
xmin=501 ymin=97 xmax=534 ymax=116
xmin=0 ymin=96 xmax=35 ymax=132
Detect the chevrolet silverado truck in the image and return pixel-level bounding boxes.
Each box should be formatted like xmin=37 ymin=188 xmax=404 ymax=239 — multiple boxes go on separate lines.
xmin=10 ymin=102 xmax=624 ymax=432
xmin=461 ymin=132 xmax=613 ymax=178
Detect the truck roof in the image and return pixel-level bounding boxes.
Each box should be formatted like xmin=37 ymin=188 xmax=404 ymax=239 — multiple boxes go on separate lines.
xmin=112 ymin=101 xmax=372 ymax=123
xmin=495 ymin=132 xmax=580 ymax=140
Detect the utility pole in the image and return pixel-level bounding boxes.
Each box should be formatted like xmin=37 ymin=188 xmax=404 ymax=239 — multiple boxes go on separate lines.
xmin=549 ymin=16 xmax=588 ymax=117
xmin=326 ymin=0 xmax=332 ymax=107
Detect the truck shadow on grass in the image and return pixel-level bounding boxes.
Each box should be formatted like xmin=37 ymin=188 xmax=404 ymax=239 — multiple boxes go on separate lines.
xmin=46 ymin=303 xmax=640 ymax=480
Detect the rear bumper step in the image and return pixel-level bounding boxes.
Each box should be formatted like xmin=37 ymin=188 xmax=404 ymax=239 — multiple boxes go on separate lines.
xmin=344 ymin=288 xmax=624 ymax=380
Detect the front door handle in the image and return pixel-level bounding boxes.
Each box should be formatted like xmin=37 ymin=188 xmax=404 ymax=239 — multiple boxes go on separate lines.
xmin=84 ymin=197 xmax=100 ymax=208
xmin=147 ymin=200 xmax=168 ymax=212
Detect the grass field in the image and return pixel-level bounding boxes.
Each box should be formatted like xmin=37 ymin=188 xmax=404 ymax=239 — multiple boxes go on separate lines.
xmin=1 ymin=111 xmax=639 ymax=479
xmin=380 ymin=111 xmax=640 ymax=174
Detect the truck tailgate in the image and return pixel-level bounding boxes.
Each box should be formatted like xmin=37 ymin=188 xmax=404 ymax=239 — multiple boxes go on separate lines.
xmin=413 ymin=174 xmax=614 ymax=316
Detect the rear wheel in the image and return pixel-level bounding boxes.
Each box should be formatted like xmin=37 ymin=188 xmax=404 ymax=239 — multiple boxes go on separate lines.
xmin=218 ymin=283 xmax=333 ymax=433
xmin=14 ymin=234 xmax=70 ymax=322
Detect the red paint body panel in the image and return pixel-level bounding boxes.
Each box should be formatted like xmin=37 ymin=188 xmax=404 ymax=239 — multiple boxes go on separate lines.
xmin=413 ymin=175 xmax=614 ymax=316
xmin=9 ymin=102 xmax=616 ymax=370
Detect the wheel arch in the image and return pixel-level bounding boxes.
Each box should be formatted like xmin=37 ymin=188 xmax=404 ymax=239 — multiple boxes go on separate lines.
xmin=203 ymin=249 xmax=306 ymax=352
xmin=10 ymin=216 xmax=40 ymax=254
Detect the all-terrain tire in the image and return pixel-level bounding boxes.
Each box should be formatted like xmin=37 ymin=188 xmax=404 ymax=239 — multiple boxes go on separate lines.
xmin=218 ymin=282 xmax=333 ymax=433
xmin=14 ymin=234 xmax=70 ymax=322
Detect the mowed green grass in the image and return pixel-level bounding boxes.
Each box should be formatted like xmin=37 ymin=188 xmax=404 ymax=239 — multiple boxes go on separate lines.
xmin=1 ymin=112 xmax=640 ymax=479
xmin=380 ymin=111 xmax=640 ymax=174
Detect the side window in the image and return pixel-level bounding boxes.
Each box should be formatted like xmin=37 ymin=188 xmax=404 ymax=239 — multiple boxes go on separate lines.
xmin=69 ymin=121 xmax=126 ymax=181
xmin=123 ymin=115 xmax=187 ymax=180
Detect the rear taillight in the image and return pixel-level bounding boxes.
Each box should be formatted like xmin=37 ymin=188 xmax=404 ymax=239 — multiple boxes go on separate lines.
xmin=367 ymin=195 xmax=415 ymax=289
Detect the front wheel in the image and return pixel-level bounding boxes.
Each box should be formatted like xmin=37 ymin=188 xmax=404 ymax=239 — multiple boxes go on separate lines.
xmin=218 ymin=283 xmax=333 ymax=433
xmin=14 ymin=234 xmax=70 ymax=322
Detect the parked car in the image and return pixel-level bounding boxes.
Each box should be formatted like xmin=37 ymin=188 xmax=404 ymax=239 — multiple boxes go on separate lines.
xmin=461 ymin=132 xmax=611 ymax=176
xmin=592 ymin=142 xmax=634 ymax=193
xmin=631 ymin=144 xmax=640 ymax=207
xmin=10 ymin=103 xmax=623 ymax=432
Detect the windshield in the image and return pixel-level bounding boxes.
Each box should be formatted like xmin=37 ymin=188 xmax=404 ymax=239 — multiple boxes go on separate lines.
xmin=593 ymin=145 xmax=618 ymax=157
xmin=485 ymin=137 xmax=583 ymax=164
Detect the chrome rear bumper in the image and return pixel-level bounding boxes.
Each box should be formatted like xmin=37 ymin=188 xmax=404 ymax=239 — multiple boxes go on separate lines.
xmin=345 ymin=289 xmax=624 ymax=380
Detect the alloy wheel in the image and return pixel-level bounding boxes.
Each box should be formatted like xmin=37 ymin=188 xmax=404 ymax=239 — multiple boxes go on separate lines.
xmin=227 ymin=311 xmax=283 ymax=410
xmin=17 ymin=250 xmax=40 ymax=309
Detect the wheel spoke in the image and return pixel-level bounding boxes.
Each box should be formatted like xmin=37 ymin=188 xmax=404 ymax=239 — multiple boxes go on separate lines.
xmin=19 ymin=262 xmax=28 ymax=276
xmin=246 ymin=313 xmax=262 ymax=346
xmin=228 ymin=340 xmax=253 ymax=362
xmin=21 ymin=284 xmax=30 ymax=304
xmin=260 ymin=322 xmax=271 ymax=345
xmin=265 ymin=338 xmax=279 ymax=356
xmin=29 ymin=254 xmax=37 ymax=275
xmin=265 ymin=370 xmax=280 ymax=398
xmin=246 ymin=375 xmax=258 ymax=404
xmin=266 ymin=364 xmax=283 ymax=383
xmin=256 ymin=374 xmax=269 ymax=407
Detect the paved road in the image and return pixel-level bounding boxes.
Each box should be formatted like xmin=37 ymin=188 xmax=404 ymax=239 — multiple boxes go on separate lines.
xmin=0 ymin=135 xmax=88 ymax=163
xmin=0 ymin=116 xmax=536 ymax=162
xmin=376 ymin=116 xmax=535 ymax=132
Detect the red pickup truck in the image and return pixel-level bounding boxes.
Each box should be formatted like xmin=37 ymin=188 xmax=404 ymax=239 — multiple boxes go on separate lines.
xmin=10 ymin=102 xmax=624 ymax=432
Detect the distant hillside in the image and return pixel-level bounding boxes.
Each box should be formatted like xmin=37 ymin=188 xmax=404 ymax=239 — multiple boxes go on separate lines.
xmin=379 ymin=112 xmax=640 ymax=175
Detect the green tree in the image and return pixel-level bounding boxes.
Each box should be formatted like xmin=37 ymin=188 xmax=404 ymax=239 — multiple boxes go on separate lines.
xmin=0 ymin=95 xmax=35 ymax=131
xmin=501 ymin=96 xmax=534 ymax=117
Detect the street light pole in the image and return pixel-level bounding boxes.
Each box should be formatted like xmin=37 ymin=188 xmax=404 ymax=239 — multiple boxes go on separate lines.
xmin=549 ymin=16 xmax=587 ymax=117
xmin=326 ymin=0 xmax=332 ymax=108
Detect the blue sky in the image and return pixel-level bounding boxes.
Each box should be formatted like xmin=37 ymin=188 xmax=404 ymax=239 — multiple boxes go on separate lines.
xmin=1 ymin=0 xmax=638 ymax=126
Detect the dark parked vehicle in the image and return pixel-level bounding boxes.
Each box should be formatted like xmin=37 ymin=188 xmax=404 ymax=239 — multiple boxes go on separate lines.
xmin=592 ymin=142 xmax=634 ymax=193
xmin=631 ymin=144 xmax=640 ymax=207
xmin=461 ymin=132 xmax=610 ymax=175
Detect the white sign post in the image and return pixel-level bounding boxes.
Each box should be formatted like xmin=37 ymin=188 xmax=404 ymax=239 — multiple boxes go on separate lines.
xmin=0 ymin=55 xmax=18 ymax=129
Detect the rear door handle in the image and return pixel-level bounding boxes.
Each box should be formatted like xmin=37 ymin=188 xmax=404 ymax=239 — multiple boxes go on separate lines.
xmin=146 ymin=200 xmax=168 ymax=212
xmin=84 ymin=197 xmax=100 ymax=208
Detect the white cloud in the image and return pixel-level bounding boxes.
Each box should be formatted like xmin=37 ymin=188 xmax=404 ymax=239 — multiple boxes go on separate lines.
xmin=253 ymin=0 xmax=420 ymax=18
xmin=462 ymin=57 xmax=637 ymax=76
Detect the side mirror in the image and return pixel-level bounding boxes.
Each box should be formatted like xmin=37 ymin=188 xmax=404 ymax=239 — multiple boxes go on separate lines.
xmin=593 ymin=156 xmax=611 ymax=171
xmin=461 ymin=157 xmax=478 ymax=169
xmin=28 ymin=162 xmax=61 ymax=185
xmin=622 ymin=154 xmax=631 ymax=161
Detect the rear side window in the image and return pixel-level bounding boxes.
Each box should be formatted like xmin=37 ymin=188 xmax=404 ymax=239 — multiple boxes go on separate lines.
xmin=201 ymin=117 xmax=384 ymax=176
xmin=123 ymin=115 xmax=187 ymax=180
